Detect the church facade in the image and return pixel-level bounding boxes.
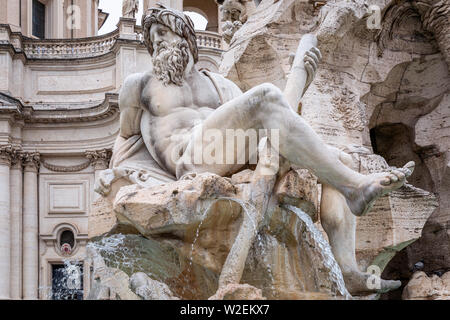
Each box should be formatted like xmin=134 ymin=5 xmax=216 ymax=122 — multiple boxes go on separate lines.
xmin=0 ymin=0 xmax=224 ymax=300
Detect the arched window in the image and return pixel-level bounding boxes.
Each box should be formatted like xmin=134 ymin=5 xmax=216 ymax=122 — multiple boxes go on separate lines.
xmin=184 ymin=11 xmax=208 ymax=31
xmin=60 ymin=230 xmax=75 ymax=248
xmin=59 ymin=229 xmax=76 ymax=256
xmin=183 ymin=0 xmax=219 ymax=32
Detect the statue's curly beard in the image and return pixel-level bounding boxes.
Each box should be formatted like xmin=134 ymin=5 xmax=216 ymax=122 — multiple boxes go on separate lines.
xmin=152 ymin=39 xmax=190 ymax=87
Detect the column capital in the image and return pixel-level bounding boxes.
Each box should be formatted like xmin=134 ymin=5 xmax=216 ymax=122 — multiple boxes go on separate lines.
xmin=85 ymin=149 xmax=112 ymax=170
xmin=10 ymin=147 xmax=24 ymax=170
xmin=0 ymin=145 xmax=22 ymax=167
xmin=22 ymin=152 xmax=40 ymax=172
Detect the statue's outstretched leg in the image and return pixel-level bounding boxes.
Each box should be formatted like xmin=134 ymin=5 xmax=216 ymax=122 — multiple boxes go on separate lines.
xmin=320 ymin=183 xmax=402 ymax=294
xmin=319 ymin=148 xmax=413 ymax=294
xmin=177 ymin=82 xmax=414 ymax=218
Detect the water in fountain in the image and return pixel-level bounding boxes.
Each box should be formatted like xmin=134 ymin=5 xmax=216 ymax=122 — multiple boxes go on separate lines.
xmin=182 ymin=197 xmax=259 ymax=294
xmin=285 ymin=204 xmax=352 ymax=299
xmin=40 ymin=260 xmax=84 ymax=300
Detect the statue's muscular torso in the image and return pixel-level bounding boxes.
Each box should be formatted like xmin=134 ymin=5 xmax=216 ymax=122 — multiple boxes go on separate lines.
xmin=119 ymin=69 xmax=224 ymax=175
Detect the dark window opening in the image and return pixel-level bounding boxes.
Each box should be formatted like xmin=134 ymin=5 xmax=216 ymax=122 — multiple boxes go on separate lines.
xmin=32 ymin=0 xmax=45 ymax=38
xmin=52 ymin=264 xmax=83 ymax=300
xmin=60 ymin=230 xmax=75 ymax=248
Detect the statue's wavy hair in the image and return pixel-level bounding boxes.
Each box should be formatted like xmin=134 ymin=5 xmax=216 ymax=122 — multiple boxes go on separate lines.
xmin=142 ymin=4 xmax=198 ymax=63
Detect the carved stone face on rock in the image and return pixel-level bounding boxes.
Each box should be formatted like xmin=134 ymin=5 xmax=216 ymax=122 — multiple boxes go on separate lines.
xmin=149 ymin=23 xmax=191 ymax=86
xmin=217 ymin=0 xmax=248 ymax=24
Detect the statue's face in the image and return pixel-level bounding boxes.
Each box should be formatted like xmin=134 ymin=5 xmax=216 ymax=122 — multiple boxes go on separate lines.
xmin=220 ymin=1 xmax=245 ymax=22
xmin=221 ymin=8 xmax=242 ymax=22
xmin=149 ymin=22 xmax=191 ymax=86
xmin=149 ymin=23 xmax=182 ymax=54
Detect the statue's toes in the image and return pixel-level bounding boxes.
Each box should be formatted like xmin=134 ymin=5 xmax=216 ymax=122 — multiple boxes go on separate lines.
xmin=310 ymin=47 xmax=322 ymax=60
xmin=390 ymin=169 xmax=406 ymax=182
xmin=403 ymin=161 xmax=415 ymax=177
xmin=387 ymin=173 xmax=398 ymax=183
xmin=379 ymin=279 xmax=401 ymax=293
xmin=380 ymin=176 xmax=391 ymax=186
xmin=180 ymin=172 xmax=197 ymax=181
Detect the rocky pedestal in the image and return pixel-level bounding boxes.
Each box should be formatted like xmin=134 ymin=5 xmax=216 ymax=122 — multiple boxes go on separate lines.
xmin=402 ymin=271 xmax=450 ymax=300
xmin=88 ymin=164 xmax=435 ymax=300
xmin=88 ymin=170 xmax=350 ymax=300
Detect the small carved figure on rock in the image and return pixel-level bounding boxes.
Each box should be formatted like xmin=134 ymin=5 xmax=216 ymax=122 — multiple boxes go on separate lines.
xmin=216 ymin=0 xmax=250 ymax=43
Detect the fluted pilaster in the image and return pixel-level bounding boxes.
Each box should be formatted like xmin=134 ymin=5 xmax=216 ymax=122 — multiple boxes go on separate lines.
xmin=0 ymin=145 xmax=13 ymax=300
xmin=10 ymin=151 xmax=23 ymax=299
xmin=22 ymin=152 xmax=40 ymax=300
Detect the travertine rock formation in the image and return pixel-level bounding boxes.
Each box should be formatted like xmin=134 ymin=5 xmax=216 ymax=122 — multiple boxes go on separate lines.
xmin=90 ymin=171 xmax=348 ymax=299
xmin=208 ymin=283 xmax=266 ymax=300
xmin=220 ymin=0 xmax=448 ymax=287
xmin=130 ymin=272 xmax=180 ymax=300
xmin=402 ymin=271 xmax=450 ymax=300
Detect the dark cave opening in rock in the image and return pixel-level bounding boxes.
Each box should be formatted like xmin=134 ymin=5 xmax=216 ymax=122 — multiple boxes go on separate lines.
xmin=369 ymin=122 xmax=439 ymax=299
xmin=369 ymin=123 xmax=435 ymax=193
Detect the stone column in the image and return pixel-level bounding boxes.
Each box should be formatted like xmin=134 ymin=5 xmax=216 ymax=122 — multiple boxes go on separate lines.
xmin=0 ymin=145 xmax=12 ymax=300
xmin=54 ymin=0 xmax=64 ymax=38
xmin=86 ymin=149 xmax=112 ymax=201
xmin=94 ymin=0 xmax=99 ymax=35
xmin=22 ymin=152 xmax=40 ymax=300
xmin=10 ymin=151 xmax=23 ymax=300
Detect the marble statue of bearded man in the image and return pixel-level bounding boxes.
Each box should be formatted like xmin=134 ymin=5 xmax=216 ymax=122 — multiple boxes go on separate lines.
xmin=97 ymin=5 xmax=414 ymax=294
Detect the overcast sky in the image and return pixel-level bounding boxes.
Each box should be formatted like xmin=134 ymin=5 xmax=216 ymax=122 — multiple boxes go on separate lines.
xmin=98 ymin=0 xmax=207 ymax=35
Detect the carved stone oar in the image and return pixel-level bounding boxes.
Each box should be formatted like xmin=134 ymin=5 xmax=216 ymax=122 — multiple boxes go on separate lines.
xmin=218 ymin=139 xmax=280 ymax=288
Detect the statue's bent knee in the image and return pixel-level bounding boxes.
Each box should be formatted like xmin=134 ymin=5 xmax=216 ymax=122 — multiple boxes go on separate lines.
xmin=250 ymin=83 xmax=287 ymax=114
xmin=258 ymin=83 xmax=283 ymax=99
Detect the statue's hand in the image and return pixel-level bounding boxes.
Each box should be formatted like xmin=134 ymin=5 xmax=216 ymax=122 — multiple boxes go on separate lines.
xmin=303 ymin=47 xmax=322 ymax=92
xmin=95 ymin=169 xmax=117 ymax=197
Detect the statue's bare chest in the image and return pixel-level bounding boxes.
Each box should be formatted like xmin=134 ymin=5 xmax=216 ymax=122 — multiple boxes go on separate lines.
xmin=141 ymin=76 xmax=221 ymax=116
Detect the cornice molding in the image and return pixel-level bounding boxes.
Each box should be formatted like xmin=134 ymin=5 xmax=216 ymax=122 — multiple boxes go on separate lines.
xmin=0 ymin=92 xmax=119 ymax=124
xmin=40 ymin=148 xmax=112 ymax=173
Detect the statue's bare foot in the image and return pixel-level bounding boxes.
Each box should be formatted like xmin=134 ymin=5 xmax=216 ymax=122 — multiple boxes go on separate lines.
xmin=342 ymin=270 xmax=401 ymax=295
xmin=346 ymin=161 xmax=415 ymax=216
xmin=179 ymin=172 xmax=197 ymax=181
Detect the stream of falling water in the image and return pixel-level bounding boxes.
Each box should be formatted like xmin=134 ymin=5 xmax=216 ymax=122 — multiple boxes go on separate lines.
xmin=182 ymin=197 xmax=262 ymax=296
xmin=77 ymin=201 xmax=351 ymax=300
xmin=39 ymin=260 xmax=84 ymax=300
xmin=86 ymin=233 xmax=143 ymax=275
xmin=222 ymin=197 xmax=276 ymax=293
xmin=182 ymin=197 xmax=276 ymax=296
xmin=285 ymin=205 xmax=352 ymax=299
